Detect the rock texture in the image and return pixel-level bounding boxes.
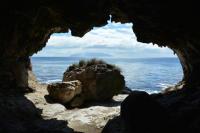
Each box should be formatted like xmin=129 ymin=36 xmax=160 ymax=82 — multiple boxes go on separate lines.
xmin=0 ymin=0 xmax=200 ymax=90
xmin=0 ymin=81 xmax=128 ymax=133
xmin=1 ymin=1 xmax=200 ymax=132
xmin=47 ymin=80 xmax=82 ymax=104
xmin=0 ymin=84 xmax=75 ymax=133
xmin=30 ymin=84 xmax=128 ymax=133
xmin=63 ymin=60 xmax=125 ymax=102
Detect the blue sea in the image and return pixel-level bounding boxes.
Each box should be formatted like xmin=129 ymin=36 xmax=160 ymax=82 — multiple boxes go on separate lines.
xmin=31 ymin=57 xmax=183 ymax=93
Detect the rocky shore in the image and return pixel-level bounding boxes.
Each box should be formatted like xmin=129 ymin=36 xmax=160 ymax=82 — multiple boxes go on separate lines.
xmin=0 ymin=77 xmax=128 ymax=133
xmin=27 ymin=83 xmax=128 ymax=133
xmin=2 ymin=60 xmax=200 ymax=133
xmin=0 ymin=60 xmax=130 ymax=133
xmin=47 ymin=59 xmax=126 ymax=108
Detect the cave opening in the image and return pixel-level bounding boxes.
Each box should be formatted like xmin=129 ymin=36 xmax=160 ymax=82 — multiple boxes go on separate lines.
xmin=31 ymin=21 xmax=183 ymax=93
xmin=1 ymin=1 xmax=200 ymax=132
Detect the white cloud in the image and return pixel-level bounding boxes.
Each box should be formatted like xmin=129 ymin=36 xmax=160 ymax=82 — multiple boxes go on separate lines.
xmin=34 ymin=21 xmax=175 ymax=58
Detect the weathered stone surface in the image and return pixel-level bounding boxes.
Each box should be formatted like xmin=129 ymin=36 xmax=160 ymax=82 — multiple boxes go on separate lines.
xmin=63 ymin=60 xmax=125 ymax=101
xmin=27 ymin=84 xmax=128 ymax=133
xmin=47 ymin=80 xmax=82 ymax=104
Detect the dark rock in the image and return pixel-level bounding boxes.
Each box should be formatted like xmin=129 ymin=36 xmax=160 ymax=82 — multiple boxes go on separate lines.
xmin=70 ymin=95 xmax=84 ymax=108
xmin=103 ymin=89 xmax=200 ymax=133
xmin=120 ymin=91 xmax=173 ymax=133
xmin=0 ymin=0 xmax=200 ymax=91
xmin=102 ymin=116 xmax=123 ymax=133
xmin=121 ymin=87 xmax=132 ymax=94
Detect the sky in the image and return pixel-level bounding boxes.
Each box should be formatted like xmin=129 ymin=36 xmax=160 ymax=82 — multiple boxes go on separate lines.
xmin=33 ymin=21 xmax=176 ymax=58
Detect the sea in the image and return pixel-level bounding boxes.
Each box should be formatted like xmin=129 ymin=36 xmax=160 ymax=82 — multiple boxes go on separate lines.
xmin=31 ymin=57 xmax=183 ymax=94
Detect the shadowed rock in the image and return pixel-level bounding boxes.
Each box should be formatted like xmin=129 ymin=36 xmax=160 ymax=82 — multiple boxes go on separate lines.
xmin=120 ymin=91 xmax=172 ymax=133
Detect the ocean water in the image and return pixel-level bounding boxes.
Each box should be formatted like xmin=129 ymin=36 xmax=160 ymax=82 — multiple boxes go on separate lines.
xmin=31 ymin=57 xmax=183 ymax=93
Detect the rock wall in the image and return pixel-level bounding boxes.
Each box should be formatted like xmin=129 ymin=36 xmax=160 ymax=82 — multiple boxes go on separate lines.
xmin=0 ymin=1 xmax=200 ymax=90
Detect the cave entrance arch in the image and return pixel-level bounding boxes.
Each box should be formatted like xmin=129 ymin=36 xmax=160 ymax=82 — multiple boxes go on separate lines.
xmin=32 ymin=21 xmax=183 ymax=93
xmin=1 ymin=2 xmax=200 ymax=133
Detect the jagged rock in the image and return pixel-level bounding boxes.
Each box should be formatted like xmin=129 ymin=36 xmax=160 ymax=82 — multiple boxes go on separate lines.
xmin=121 ymin=87 xmax=132 ymax=94
xmin=47 ymin=80 xmax=82 ymax=104
xmin=63 ymin=59 xmax=125 ymax=101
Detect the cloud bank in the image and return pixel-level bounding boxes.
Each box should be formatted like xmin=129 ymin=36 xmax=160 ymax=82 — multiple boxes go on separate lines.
xmin=34 ymin=21 xmax=176 ymax=58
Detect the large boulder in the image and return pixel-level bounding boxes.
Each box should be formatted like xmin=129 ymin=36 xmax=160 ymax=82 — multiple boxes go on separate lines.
xmin=63 ymin=59 xmax=125 ymax=101
xmin=120 ymin=91 xmax=175 ymax=133
xmin=47 ymin=80 xmax=82 ymax=104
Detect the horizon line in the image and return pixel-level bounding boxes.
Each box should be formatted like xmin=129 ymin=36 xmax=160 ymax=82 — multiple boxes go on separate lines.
xmin=31 ymin=56 xmax=178 ymax=59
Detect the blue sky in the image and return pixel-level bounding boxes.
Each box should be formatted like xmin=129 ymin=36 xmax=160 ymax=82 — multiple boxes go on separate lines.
xmin=34 ymin=21 xmax=176 ymax=58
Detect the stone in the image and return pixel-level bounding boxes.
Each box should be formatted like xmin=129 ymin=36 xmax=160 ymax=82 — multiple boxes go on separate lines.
xmin=40 ymin=103 xmax=66 ymax=117
xmin=121 ymin=86 xmax=132 ymax=94
xmin=102 ymin=116 xmax=122 ymax=133
xmin=26 ymin=84 xmax=128 ymax=133
xmin=47 ymin=80 xmax=82 ymax=104
xmin=120 ymin=91 xmax=172 ymax=133
xmin=63 ymin=59 xmax=125 ymax=101
xmin=70 ymin=95 xmax=84 ymax=108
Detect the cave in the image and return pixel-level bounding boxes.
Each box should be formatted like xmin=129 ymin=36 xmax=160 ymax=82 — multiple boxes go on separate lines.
xmin=1 ymin=0 xmax=200 ymax=132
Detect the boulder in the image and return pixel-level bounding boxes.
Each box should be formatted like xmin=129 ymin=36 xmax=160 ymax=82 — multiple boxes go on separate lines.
xmin=121 ymin=86 xmax=132 ymax=94
xmin=120 ymin=91 xmax=173 ymax=133
xmin=70 ymin=95 xmax=84 ymax=108
xmin=63 ymin=59 xmax=125 ymax=101
xmin=47 ymin=80 xmax=82 ymax=104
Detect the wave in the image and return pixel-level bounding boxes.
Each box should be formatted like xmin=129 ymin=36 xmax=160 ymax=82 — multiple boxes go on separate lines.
xmin=131 ymin=88 xmax=159 ymax=94
xmin=45 ymin=79 xmax=62 ymax=84
xmin=156 ymin=83 xmax=174 ymax=90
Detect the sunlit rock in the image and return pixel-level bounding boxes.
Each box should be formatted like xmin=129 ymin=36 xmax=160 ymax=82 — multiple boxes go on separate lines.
xmin=63 ymin=59 xmax=125 ymax=102
xmin=47 ymin=80 xmax=82 ymax=104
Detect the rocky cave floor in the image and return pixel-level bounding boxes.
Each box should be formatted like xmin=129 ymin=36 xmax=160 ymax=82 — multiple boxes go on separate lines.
xmin=2 ymin=78 xmax=200 ymax=133
xmin=0 ymin=82 xmax=128 ymax=133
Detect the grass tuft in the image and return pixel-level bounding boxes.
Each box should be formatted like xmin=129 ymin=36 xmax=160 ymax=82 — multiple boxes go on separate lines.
xmin=66 ymin=58 xmax=121 ymax=72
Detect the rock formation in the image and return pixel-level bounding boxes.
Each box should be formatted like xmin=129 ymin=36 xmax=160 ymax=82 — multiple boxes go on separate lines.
xmin=47 ymin=80 xmax=82 ymax=104
xmin=47 ymin=59 xmax=124 ymax=107
xmin=1 ymin=1 xmax=200 ymax=90
xmin=63 ymin=59 xmax=125 ymax=102
xmin=1 ymin=0 xmax=200 ymax=132
xmin=103 ymin=89 xmax=200 ymax=132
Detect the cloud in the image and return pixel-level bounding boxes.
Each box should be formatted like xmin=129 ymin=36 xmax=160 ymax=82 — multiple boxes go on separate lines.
xmin=70 ymin=52 xmax=112 ymax=58
xmin=34 ymin=21 xmax=175 ymax=58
